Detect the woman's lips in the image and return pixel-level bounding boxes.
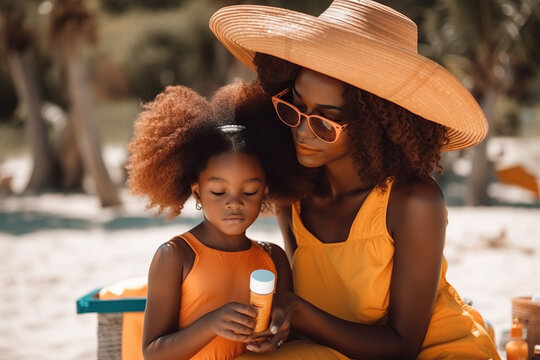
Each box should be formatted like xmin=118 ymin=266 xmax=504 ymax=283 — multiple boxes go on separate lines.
xmin=296 ymin=143 xmax=319 ymax=155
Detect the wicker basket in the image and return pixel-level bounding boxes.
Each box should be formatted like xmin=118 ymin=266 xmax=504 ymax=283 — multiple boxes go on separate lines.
xmin=512 ymin=296 xmax=540 ymax=359
xmin=97 ymin=313 xmax=123 ymax=360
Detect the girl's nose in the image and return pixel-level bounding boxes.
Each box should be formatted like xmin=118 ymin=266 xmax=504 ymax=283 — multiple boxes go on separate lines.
xmin=226 ymin=196 xmax=243 ymax=209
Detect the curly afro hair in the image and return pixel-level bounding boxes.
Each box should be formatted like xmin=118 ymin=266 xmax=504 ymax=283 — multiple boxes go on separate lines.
xmin=253 ymin=53 xmax=450 ymax=189
xmin=126 ymin=82 xmax=312 ymax=218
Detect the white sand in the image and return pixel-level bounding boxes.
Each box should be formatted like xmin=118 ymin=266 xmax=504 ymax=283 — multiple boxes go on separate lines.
xmin=1 ymin=152 xmax=539 ymax=359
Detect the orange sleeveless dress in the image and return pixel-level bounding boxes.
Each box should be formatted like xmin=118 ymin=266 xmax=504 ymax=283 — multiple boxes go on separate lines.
xmin=179 ymin=232 xmax=277 ymax=360
xmin=100 ymin=233 xmax=277 ymax=360
xmin=239 ymin=180 xmax=500 ymax=359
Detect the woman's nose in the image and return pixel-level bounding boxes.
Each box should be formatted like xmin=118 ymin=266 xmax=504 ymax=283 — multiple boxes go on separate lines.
xmin=296 ymin=113 xmax=315 ymax=139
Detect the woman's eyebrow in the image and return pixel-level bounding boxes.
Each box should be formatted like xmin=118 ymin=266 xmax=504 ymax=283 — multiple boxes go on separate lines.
xmin=292 ymin=86 xmax=344 ymax=111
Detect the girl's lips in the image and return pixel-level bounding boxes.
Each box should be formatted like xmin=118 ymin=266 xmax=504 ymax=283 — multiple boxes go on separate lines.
xmin=223 ymin=217 xmax=245 ymax=224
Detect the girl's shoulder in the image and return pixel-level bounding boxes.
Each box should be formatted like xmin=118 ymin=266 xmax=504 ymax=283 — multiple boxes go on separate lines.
xmin=157 ymin=234 xmax=193 ymax=256
xmin=150 ymin=234 xmax=196 ymax=281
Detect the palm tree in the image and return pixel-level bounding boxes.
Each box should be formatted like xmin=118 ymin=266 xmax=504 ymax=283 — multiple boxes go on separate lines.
xmin=421 ymin=0 xmax=540 ymax=205
xmin=1 ymin=4 xmax=58 ymax=191
xmin=50 ymin=0 xmax=121 ymax=206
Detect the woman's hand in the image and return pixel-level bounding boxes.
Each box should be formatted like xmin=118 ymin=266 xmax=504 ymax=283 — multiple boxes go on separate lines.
xmin=206 ymin=302 xmax=258 ymax=342
xmin=245 ymin=292 xmax=296 ymax=352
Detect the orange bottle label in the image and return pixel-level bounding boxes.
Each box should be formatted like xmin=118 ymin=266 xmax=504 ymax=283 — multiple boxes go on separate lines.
xmin=249 ymin=291 xmax=273 ymax=333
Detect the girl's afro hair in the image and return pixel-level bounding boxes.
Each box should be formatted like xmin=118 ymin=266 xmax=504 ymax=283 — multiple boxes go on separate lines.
xmin=126 ymin=82 xmax=313 ymax=218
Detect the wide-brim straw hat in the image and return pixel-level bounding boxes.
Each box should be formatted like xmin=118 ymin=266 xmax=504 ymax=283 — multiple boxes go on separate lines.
xmin=209 ymin=0 xmax=488 ymax=151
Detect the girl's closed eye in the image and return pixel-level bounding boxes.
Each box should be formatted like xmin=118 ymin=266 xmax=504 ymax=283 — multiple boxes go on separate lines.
xmin=243 ymin=190 xmax=259 ymax=196
xmin=210 ymin=191 xmax=225 ymax=196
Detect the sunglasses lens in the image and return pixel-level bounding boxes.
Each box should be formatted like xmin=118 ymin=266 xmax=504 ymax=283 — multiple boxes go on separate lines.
xmin=276 ymin=102 xmax=300 ymax=126
xmin=310 ymin=117 xmax=337 ymax=142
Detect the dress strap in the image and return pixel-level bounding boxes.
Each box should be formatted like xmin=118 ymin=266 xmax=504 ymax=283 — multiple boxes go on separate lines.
xmin=177 ymin=232 xmax=203 ymax=257
xmin=349 ymin=177 xmax=394 ymax=241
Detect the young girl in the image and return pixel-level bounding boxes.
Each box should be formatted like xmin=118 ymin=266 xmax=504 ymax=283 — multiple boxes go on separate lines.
xmin=126 ymin=82 xmax=310 ymax=360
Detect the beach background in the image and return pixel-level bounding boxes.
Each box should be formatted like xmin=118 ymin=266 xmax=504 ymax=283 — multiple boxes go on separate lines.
xmin=1 ymin=0 xmax=539 ymax=359
xmin=1 ymin=147 xmax=539 ymax=359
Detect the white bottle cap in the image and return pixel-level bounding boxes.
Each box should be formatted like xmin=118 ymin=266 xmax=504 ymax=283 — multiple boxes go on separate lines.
xmin=250 ymin=269 xmax=275 ymax=295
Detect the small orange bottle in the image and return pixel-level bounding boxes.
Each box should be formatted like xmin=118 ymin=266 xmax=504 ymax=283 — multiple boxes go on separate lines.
xmin=249 ymin=269 xmax=276 ymax=333
xmin=506 ymin=318 xmax=528 ymax=360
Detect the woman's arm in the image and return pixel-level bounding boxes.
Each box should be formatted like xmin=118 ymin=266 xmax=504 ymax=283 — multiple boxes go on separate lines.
xmin=142 ymin=240 xmax=257 ymax=360
xmin=276 ymin=206 xmax=296 ymax=263
xmin=268 ymin=243 xmax=294 ymax=295
xmin=250 ymin=179 xmax=446 ymax=359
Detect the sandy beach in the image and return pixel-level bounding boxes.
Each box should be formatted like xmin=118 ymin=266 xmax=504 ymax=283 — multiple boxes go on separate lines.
xmin=1 ymin=155 xmax=539 ymax=359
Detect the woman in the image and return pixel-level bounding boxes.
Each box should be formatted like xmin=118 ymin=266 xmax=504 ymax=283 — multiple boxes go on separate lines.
xmin=210 ymin=1 xmax=500 ymax=359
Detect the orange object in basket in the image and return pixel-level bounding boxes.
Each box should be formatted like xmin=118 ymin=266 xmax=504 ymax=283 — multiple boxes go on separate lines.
xmin=512 ymin=296 xmax=540 ymax=359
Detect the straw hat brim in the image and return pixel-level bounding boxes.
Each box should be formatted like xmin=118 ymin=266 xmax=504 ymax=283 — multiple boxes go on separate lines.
xmin=210 ymin=5 xmax=488 ymax=151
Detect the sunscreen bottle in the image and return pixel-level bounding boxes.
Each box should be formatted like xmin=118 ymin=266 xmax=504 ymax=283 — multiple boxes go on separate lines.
xmin=249 ymin=269 xmax=275 ymax=332
xmin=506 ymin=318 xmax=528 ymax=360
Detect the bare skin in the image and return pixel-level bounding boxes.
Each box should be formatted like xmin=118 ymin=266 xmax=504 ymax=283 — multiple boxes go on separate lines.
xmin=247 ymin=68 xmax=447 ymax=359
xmin=142 ymin=152 xmax=293 ymax=360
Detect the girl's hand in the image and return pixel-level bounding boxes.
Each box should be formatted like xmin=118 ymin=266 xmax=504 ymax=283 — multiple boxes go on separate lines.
xmin=206 ymin=302 xmax=258 ymax=342
xmin=246 ymin=292 xmax=296 ymax=352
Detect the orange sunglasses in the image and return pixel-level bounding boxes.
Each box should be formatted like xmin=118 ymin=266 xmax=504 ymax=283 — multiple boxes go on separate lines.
xmin=271 ymin=89 xmax=347 ymax=143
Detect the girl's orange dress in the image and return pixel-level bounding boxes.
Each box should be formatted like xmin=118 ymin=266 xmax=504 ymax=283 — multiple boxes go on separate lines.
xmin=239 ymin=179 xmax=500 ymax=360
xmin=178 ymin=232 xmax=277 ymax=359
xmin=103 ymin=232 xmax=277 ymax=360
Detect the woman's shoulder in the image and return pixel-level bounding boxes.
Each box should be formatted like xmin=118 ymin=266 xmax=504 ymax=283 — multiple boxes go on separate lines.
xmin=390 ymin=177 xmax=444 ymax=206
xmin=388 ymin=177 xmax=446 ymax=231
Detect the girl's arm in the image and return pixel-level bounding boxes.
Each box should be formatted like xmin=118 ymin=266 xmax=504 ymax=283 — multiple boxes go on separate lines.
xmin=142 ymin=239 xmax=257 ymax=360
xmin=249 ymin=179 xmax=446 ymax=359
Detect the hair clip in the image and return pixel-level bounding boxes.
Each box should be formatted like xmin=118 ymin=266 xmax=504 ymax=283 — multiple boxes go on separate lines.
xmin=218 ymin=124 xmax=246 ymax=133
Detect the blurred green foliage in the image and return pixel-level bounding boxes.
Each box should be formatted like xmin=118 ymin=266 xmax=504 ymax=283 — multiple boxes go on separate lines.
xmin=101 ymin=0 xmax=185 ymax=13
xmin=96 ymin=0 xmax=330 ymax=101
xmin=118 ymin=2 xmax=217 ymax=101
xmin=0 ymin=0 xmax=539 ymax=155
xmin=94 ymin=99 xmax=141 ymax=145
xmin=420 ymin=0 xmax=540 ymax=135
